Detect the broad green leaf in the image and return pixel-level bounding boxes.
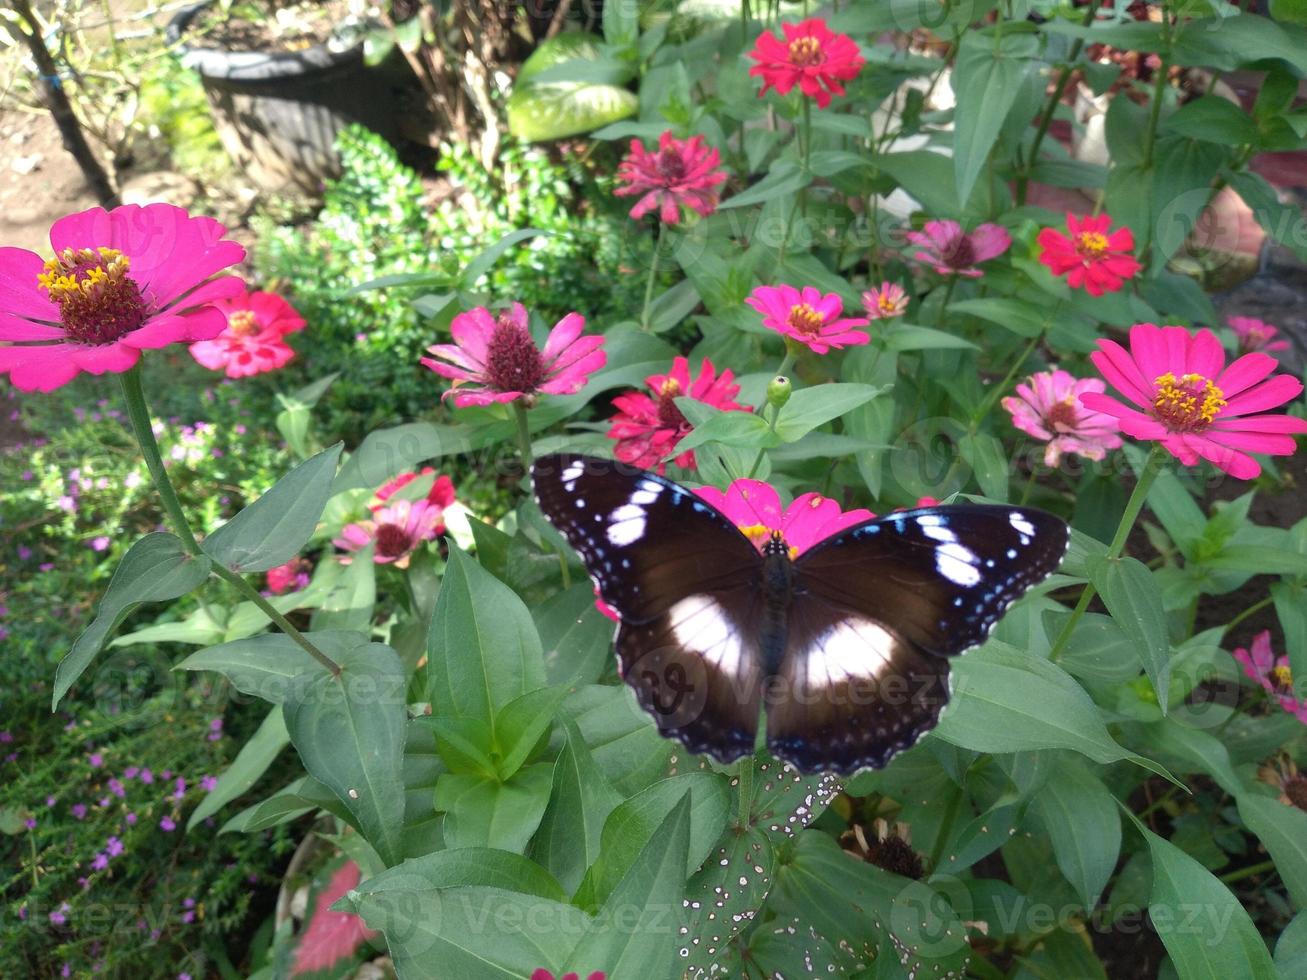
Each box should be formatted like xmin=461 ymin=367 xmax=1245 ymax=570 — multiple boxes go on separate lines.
xmin=493 ymin=686 xmax=566 ymax=780
xmin=176 ymin=630 xmax=366 ymax=703
xmin=532 ymin=718 xmax=624 ymax=894
xmin=310 ymin=546 xmax=376 ymax=632
xmin=333 ymin=422 xmax=479 ymax=493
xmin=844 ymin=345 xmax=898 ymax=497
xmin=959 ymin=432 xmax=1009 ymax=502
xmin=1140 ymin=718 xmax=1240 ymax=797
xmin=425 ymin=544 xmax=546 ymax=723
xmin=1089 ymin=554 xmax=1172 ymax=712
xmin=338 ymin=847 xmax=566 ymax=905
xmin=349 ymin=884 xmax=588 ymax=978
xmin=220 ymin=776 xmax=350 ymax=834
xmin=1277 ymin=912 xmax=1307 ymax=978
xmin=284 ymin=640 xmax=408 ymax=866
xmin=1031 ymin=759 xmax=1121 ymax=909
xmin=507 ymin=76 xmax=637 ymax=141
xmin=952 ymin=30 xmax=1037 ymax=205
xmin=54 ymin=533 xmax=211 ymax=707
xmin=275 ymin=372 xmax=337 ymax=460
xmin=202 ymin=444 xmax=342 ymax=573
xmin=459 ymin=228 xmax=545 ymax=288
xmin=934 ymin=802 xmax=1020 ymax=876
xmin=1238 ymin=795 xmax=1307 ymax=910
xmin=949 ymin=297 xmax=1054 ymax=337
xmin=187 ymin=707 xmax=288 ymax=830
xmin=535 ymin=584 xmax=614 ymax=688
xmin=746 ymin=921 xmax=844 ymax=976
xmin=747 ymin=755 xmax=843 ymax=840
xmin=719 ymin=161 xmax=811 ymax=210
xmin=774 ymin=383 xmax=883 ymax=442
xmin=1164 ymin=95 xmax=1259 ymax=144
xmin=679 ymin=828 xmax=777 ymax=974
xmin=1013 ymin=924 xmax=1108 ymax=980
xmin=673 ymin=404 xmax=776 ymax=455
xmin=436 ymin=764 xmax=554 ymax=853
xmin=564 ymin=795 xmax=692 ymax=979
xmin=1136 ymin=821 xmax=1278 ymax=979
xmin=563 ymin=684 xmax=674 ymax=794
xmin=1273 ymin=582 xmax=1307 ymax=702
xmin=885 ymin=324 xmax=979 ymax=352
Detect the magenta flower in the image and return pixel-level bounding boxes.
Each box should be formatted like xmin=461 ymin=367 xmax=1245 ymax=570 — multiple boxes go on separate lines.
xmin=50 ymin=903 xmax=69 ymax=926
xmin=172 ymin=777 xmax=187 ymax=800
xmin=139 ymin=768 xmax=154 ymax=784
xmin=745 ymin=284 xmax=870 ymax=353
xmin=189 ymin=289 xmax=305 ymax=378
xmin=862 ymin=281 xmax=909 ymax=320
xmin=265 ymin=557 xmax=313 ymax=595
xmin=614 ymin=130 xmax=728 ymax=224
xmin=1081 ymin=323 xmax=1307 ymax=479
xmin=88 ymin=752 xmax=103 ymax=768
xmin=606 ymin=356 xmax=748 ymax=473
xmin=1002 ymin=369 xmax=1123 ymax=467
xmin=1233 ymin=631 xmax=1307 ymax=724
xmin=0 ymin=204 xmax=245 ymax=391
xmin=89 ymin=536 xmax=111 ymax=552
xmin=905 ymin=220 xmax=1011 ymax=278
xmin=201 ymin=775 xmax=218 ymax=792
xmin=71 ymin=803 xmax=87 ymax=820
xmin=695 ymin=479 xmax=874 ymax=559
xmin=334 ymin=497 xmax=444 ymax=569
xmin=207 ymin=718 xmax=223 ymax=741
xmin=1228 ymin=316 xmax=1291 ymax=354
xmin=421 ymin=303 xmax=606 ymax=408
xmin=747 ymin=18 xmax=865 ymax=109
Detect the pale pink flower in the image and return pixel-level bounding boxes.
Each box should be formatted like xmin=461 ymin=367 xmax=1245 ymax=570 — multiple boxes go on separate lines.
xmin=1228 ymin=316 xmax=1291 ymax=354
xmin=334 ymin=498 xmax=444 ymax=568
xmin=1002 ymin=369 xmax=1123 ymax=466
xmin=862 ymin=282 xmax=909 ymax=320
xmin=1233 ymin=631 xmax=1307 ymax=724
xmin=906 ymin=220 xmax=1010 ymax=278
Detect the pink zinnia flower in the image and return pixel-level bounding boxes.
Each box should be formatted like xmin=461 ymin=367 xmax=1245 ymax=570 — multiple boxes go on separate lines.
xmin=0 ymin=204 xmax=245 ymax=391
xmin=695 ymin=479 xmax=874 ymax=559
xmin=372 ymin=467 xmax=456 ymax=530
xmin=1002 ymin=369 xmax=1123 ymax=467
xmin=606 ymin=356 xmax=748 ymax=473
xmin=1228 ymin=316 xmax=1291 ymax=354
xmin=614 ymin=131 xmax=727 ymax=224
xmin=1233 ymin=630 xmax=1307 ymax=724
xmin=420 ymin=303 xmax=605 ymax=408
xmin=188 ymin=289 xmax=305 ymax=378
xmin=747 ymin=18 xmax=865 ymax=109
xmin=265 ymin=557 xmax=313 ymax=595
xmin=745 ymin=284 xmax=869 ymax=353
xmin=1037 ymin=213 xmax=1140 ymax=297
xmin=1082 ymin=323 xmax=1307 ymax=479
xmin=862 ymin=282 xmax=909 ymax=320
xmin=905 ymin=220 xmax=1011 ymax=278
xmin=334 ymin=498 xmax=444 ymax=568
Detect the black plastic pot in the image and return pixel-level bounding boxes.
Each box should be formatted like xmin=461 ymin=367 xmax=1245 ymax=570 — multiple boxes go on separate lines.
xmin=167 ymin=2 xmax=406 ymax=194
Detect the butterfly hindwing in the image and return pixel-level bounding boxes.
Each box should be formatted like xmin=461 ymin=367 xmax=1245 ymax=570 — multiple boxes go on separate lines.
xmin=794 ymin=505 xmax=1069 ymax=657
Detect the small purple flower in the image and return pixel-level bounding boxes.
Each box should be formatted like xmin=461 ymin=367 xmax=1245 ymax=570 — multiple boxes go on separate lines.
xmin=17 ymin=546 xmax=31 ymax=560
xmin=89 ymin=536 xmax=111 ymax=552
xmin=61 ymin=964 xmax=71 ymax=978
xmin=24 ymin=817 xmax=36 ymax=830
xmin=207 ymin=718 xmax=224 ymax=741
xmin=106 ymin=837 xmax=123 ymax=857
xmin=108 ymin=778 xmax=125 ymax=798
xmin=91 ymin=852 xmax=109 ymax=871
xmin=97 ymin=797 xmax=110 ymax=808
xmin=20 ymin=470 xmax=32 ymax=481
xmin=124 ymin=471 xmax=142 ymax=490
xmin=0 ymin=731 xmax=11 ymax=743
xmin=201 ymin=775 xmax=218 ymax=792
xmin=139 ymin=768 xmax=153 ymax=784
xmin=171 ymin=777 xmax=187 ymax=801
xmin=161 ymin=770 xmax=172 ymax=780
xmin=181 ymin=910 xmax=195 ymax=924
xmin=71 ymin=803 xmax=88 ymax=820
xmin=56 ymin=495 xmax=76 ymax=513
xmin=124 ymin=766 xmax=140 ymax=779
xmin=39 ymin=562 xmax=53 ymax=572
xmin=0 ymin=628 xmax=7 ymax=642
xmin=126 ymin=812 xmax=137 ymax=826
xmin=46 ymin=796 xmax=56 ymax=807
xmin=160 ymin=816 xmax=176 ymax=832
xmin=88 ymin=752 xmax=103 ymax=768
xmin=50 ymin=903 xmax=69 ymax=926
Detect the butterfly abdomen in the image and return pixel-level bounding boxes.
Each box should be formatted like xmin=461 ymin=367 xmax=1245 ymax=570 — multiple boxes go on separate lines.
xmin=759 ymin=545 xmax=794 ymax=674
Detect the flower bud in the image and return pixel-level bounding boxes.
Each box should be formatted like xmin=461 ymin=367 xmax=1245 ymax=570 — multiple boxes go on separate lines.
xmin=767 ymin=375 xmax=792 ymax=409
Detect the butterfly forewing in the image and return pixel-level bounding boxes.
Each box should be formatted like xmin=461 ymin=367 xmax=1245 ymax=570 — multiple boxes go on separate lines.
xmin=532 ymin=454 xmax=766 ymax=761
xmin=793 ymin=505 xmax=1069 ymax=657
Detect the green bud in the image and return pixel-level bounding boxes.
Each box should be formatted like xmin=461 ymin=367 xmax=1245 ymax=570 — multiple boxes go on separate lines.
xmin=767 ymin=375 xmax=792 ymax=409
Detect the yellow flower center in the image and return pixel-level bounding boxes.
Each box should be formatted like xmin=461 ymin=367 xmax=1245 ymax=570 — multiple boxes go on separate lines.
xmin=38 ymin=247 xmax=147 ymax=345
xmin=1272 ymin=664 xmax=1294 ymax=693
xmin=1075 ymin=231 xmax=1110 ymax=259
xmin=1152 ymin=372 xmax=1226 ymax=432
xmin=878 ymin=295 xmax=900 ymax=314
xmin=227 ymin=309 xmax=259 ymax=337
xmin=787 ymin=36 xmax=824 ymax=67
xmin=656 ymin=376 xmax=687 ymax=429
xmin=787 ymin=303 xmax=825 ymax=335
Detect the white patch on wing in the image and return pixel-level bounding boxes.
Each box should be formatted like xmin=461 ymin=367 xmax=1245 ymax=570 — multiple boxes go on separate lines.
xmin=917 ymin=515 xmax=957 ymax=544
xmin=805 ymin=619 xmax=898 ymax=690
xmin=936 ymin=541 xmax=981 ymax=587
xmin=668 ymin=594 xmax=743 ymax=678
xmin=1009 ymin=512 xmax=1036 ymax=538
xmin=562 ymin=460 xmax=585 ymax=491
xmin=607 ymin=509 xmax=646 ymax=546
xmin=629 ymin=481 xmax=663 ymax=506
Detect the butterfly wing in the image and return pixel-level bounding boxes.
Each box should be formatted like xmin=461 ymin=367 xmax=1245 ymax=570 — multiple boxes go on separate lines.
xmin=765 ymin=505 xmax=1068 ymax=774
xmin=532 ymin=453 xmax=768 ymax=762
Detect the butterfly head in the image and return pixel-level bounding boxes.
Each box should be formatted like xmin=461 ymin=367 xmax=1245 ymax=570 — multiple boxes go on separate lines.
xmin=762 ymin=528 xmax=790 ymax=558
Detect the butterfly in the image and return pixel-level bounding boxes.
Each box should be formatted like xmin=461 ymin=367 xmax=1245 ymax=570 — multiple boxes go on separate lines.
xmin=531 ymin=453 xmax=1069 ymax=775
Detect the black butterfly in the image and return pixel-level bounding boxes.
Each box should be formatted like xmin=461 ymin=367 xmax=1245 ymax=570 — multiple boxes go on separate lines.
xmin=532 ymin=453 xmax=1068 ymax=775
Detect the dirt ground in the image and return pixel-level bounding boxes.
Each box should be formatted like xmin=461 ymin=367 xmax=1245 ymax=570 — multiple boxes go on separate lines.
xmin=0 ymin=106 xmax=100 ymax=254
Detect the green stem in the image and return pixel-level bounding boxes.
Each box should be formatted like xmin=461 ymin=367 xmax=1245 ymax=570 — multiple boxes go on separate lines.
xmin=1224 ymin=596 xmax=1274 ymax=636
xmin=745 ymin=403 xmax=781 ymax=479
xmin=119 ymin=365 xmax=201 ymax=556
xmin=927 ymin=789 xmax=962 ymax=871
xmin=1018 ymin=465 xmax=1039 ymax=506
xmin=935 ymin=275 xmax=958 ymax=327
xmin=640 ymin=222 xmax=667 ymax=331
xmin=1220 ymin=859 xmax=1277 ymax=885
xmin=513 ymin=400 xmax=534 ymax=471
xmin=736 ymin=756 xmax=754 ymax=829
xmin=120 ymin=363 xmax=340 ymax=677
xmin=1017 ymin=0 xmax=1105 ymax=206
xmin=1048 ymin=445 xmax=1168 ymax=660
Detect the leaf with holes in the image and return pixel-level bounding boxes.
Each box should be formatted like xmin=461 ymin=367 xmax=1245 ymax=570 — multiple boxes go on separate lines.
xmin=678 ymin=828 xmax=776 ymax=974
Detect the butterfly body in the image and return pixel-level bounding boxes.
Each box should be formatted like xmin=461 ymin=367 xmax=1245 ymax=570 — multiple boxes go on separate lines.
xmin=532 ymin=453 xmax=1068 ymax=775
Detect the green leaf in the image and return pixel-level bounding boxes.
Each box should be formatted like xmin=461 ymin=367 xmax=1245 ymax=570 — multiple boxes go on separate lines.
xmin=535 ymin=584 xmax=614 ymax=688
xmin=949 ymin=296 xmax=1055 ymax=337
xmin=459 ymin=228 xmax=545 ymax=288
xmin=425 ymin=544 xmax=546 ymax=723
xmin=219 ymin=775 xmax=347 ymax=834
xmin=959 ymin=432 xmax=1009 ymax=502
xmin=564 ymin=794 xmax=692 ymax=979
xmin=176 ymin=631 xmax=365 ymax=703
xmin=720 ymin=161 xmax=811 ymax=210
xmin=187 ymin=707 xmax=288 ymax=830
xmin=493 ymin=686 xmax=566 ymax=780
xmin=202 ymin=444 xmax=343 ymax=573
xmin=532 ymin=718 xmax=624 ymax=895
xmin=310 ymin=547 xmax=376 ymax=632
xmin=884 ymin=324 xmax=980 ymax=352
xmin=934 ymin=641 xmax=1167 ymax=773
xmin=1089 ymin=554 xmax=1172 ymax=713
xmin=679 ymin=828 xmax=777 ymax=974
xmin=673 ymin=402 xmax=776 ymax=455
xmin=952 ymin=30 xmax=1037 ymax=205
xmin=275 ymin=372 xmax=337 ymax=460
xmin=1031 ymin=759 xmax=1122 ymax=909
xmin=602 ymin=0 xmax=638 ymax=46
xmin=54 ymin=533 xmax=211 ymax=708
xmin=284 ymin=639 xmax=408 ymax=866
xmin=1229 ymin=170 xmax=1307 ymax=262
xmin=340 ymin=846 xmax=567 ymax=905
xmin=844 ymin=345 xmax=898 ymax=497
xmin=1204 ymin=543 xmax=1307 ymax=578
xmin=507 ymin=64 xmax=638 ymax=142
xmin=1238 ymin=795 xmax=1307 ymax=910
xmin=1277 ymin=912 xmax=1307 ymax=978
xmin=1164 ymin=95 xmax=1259 ymax=144
xmin=773 ymin=383 xmax=883 ymax=442
xmin=563 ymin=684 xmax=674 ymax=795
xmin=1135 ymin=821 xmax=1278 ymax=979
xmin=333 ymin=422 xmax=479 ymax=493
xmin=436 ymin=764 xmax=554 ymax=853
xmin=646 ymin=278 xmax=700 ymax=334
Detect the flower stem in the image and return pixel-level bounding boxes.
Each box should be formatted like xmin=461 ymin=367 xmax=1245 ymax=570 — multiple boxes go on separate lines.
xmin=1224 ymin=596 xmax=1274 ymax=636
xmin=746 ymin=402 xmax=782 ymax=479
xmin=1048 ymin=445 xmax=1167 ymax=660
xmin=119 ymin=365 xmax=201 ymax=557
xmin=119 ymin=363 xmax=341 ymax=677
xmin=640 ymin=222 xmax=667 ymax=331
xmin=513 ymin=400 xmax=534 ymax=471
xmin=1220 ymin=859 xmax=1277 ymax=885
xmin=736 ymin=756 xmax=754 ymax=829
xmin=935 ymin=275 xmax=958 ymax=327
